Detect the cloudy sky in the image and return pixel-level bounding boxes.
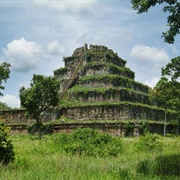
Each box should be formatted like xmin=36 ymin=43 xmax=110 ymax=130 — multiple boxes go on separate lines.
xmin=0 ymin=0 xmax=180 ymax=108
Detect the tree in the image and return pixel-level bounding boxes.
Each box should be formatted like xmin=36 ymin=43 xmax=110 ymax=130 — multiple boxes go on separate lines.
xmin=0 ymin=62 xmax=11 ymax=96
xmin=154 ymin=58 xmax=180 ymax=134
xmin=19 ymin=74 xmax=59 ymax=139
xmin=0 ymin=102 xmax=10 ymax=110
xmin=160 ymin=56 xmax=180 ymax=113
xmin=131 ymin=0 xmax=180 ymax=43
xmin=154 ymin=77 xmax=179 ymax=110
xmin=155 ymin=56 xmax=180 ymax=111
xmin=162 ymin=56 xmax=180 ymax=82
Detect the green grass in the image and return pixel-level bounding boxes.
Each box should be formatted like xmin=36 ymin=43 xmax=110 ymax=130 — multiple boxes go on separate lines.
xmin=0 ymin=133 xmax=180 ymax=180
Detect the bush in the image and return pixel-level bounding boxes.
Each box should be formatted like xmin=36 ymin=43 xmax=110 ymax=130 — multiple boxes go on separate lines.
xmin=124 ymin=121 xmax=134 ymax=137
xmin=54 ymin=128 xmax=123 ymax=157
xmin=135 ymin=133 xmax=162 ymax=152
xmin=138 ymin=122 xmax=150 ymax=135
xmin=27 ymin=123 xmax=53 ymax=135
xmin=0 ymin=123 xmax=15 ymax=165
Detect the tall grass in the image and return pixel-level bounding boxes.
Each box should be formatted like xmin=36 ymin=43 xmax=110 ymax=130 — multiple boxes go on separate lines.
xmin=0 ymin=131 xmax=179 ymax=180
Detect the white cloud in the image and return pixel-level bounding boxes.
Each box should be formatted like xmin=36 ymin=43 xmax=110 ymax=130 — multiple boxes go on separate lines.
xmin=168 ymin=44 xmax=179 ymax=54
xmin=0 ymin=94 xmax=20 ymax=108
xmin=144 ymin=77 xmax=159 ymax=88
xmin=2 ymin=38 xmax=41 ymax=72
xmin=34 ymin=0 xmax=97 ymax=14
xmin=18 ymin=81 xmax=31 ymax=89
xmin=47 ymin=40 xmax=65 ymax=55
xmin=130 ymin=45 xmax=169 ymax=63
xmin=128 ymin=45 xmax=170 ymax=86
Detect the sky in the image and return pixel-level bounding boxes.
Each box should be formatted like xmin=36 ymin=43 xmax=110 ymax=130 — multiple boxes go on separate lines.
xmin=0 ymin=0 xmax=180 ymax=108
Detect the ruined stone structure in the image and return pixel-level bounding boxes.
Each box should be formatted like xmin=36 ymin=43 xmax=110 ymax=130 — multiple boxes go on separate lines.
xmin=0 ymin=109 xmax=34 ymax=124
xmin=7 ymin=122 xmax=177 ymax=136
xmin=54 ymin=44 xmax=175 ymax=122
xmin=1 ymin=44 xmax=178 ymax=135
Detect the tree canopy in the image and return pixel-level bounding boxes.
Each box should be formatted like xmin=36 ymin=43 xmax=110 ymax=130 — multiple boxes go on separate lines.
xmin=131 ymin=0 xmax=180 ymax=43
xmin=0 ymin=62 xmax=11 ymax=96
xmin=154 ymin=58 xmax=180 ymax=120
xmin=162 ymin=56 xmax=180 ymax=81
xmin=0 ymin=102 xmax=10 ymax=110
xmin=19 ymin=74 xmax=59 ymax=138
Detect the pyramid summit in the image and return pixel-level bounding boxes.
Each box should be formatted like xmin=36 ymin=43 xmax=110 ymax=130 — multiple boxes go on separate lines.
xmin=54 ymin=44 xmax=171 ymax=122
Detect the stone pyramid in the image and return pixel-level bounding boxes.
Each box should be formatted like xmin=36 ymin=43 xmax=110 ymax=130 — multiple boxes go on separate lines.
xmin=54 ymin=44 xmax=168 ymax=122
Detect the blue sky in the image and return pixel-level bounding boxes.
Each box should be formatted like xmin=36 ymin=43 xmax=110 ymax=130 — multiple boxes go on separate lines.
xmin=0 ymin=0 xmax=179 ymax=108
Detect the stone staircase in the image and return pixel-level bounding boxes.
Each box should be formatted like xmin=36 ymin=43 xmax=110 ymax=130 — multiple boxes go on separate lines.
xmin=59 ymin=51 xmax=85 ymax=100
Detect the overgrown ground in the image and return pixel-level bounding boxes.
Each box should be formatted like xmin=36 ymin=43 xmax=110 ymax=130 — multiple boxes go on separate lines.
xmin=0 ymin=130 xmax=180 ymax=180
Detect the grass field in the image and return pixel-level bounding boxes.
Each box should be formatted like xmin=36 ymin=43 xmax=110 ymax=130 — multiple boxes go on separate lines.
xmin=0 ymin=130 xmax=180 ymax=180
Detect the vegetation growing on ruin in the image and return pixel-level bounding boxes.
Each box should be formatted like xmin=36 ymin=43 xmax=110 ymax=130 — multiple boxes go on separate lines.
xmin=85 ymin=51 xmax=127 ymax=67
xmin=65 ymin=101 xmax=163 ymax=112
xmin=54 ymin=67 xmax=68 ymax=76
xmin=79 ymin=74 xmax=149 ymax=93
xmin=53 ymin=45 xmax=177 ymax=125
xmin=60 ymin=100 xmax=176 ymax=121
xmin=68 ymin=86 xmax=154 ymax=105
xmin=81 ymin=61 xmax=135 ymax=79
xmin=0 ymin=102 xmax=11 ymax=110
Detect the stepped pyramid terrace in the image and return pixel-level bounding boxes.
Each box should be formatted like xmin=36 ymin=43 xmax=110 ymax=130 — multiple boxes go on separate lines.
xmin=54 ymin=44 xmax=175 ymax=122
xmin=1 ymin=44 xmax=178 ymax=135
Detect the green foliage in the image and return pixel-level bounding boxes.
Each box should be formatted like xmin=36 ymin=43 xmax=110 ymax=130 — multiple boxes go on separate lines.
xmin=135 ymin=133 xmax=162 ymax=152
xmin=0 ymin=123 xmax=15 ymax=165
xmin=85 ymin=50 xmax=127 ymax=67
xmin=138 ymin=122 xmax=150 ymax=135
xmin=69 ymin=86 xmax=154 ymax=106
xmin=27 ymin=123 xmax=53 ymax=135
xmin=54 ymin=67 xmax=67 ymax=76
xmin=19 ymin=74 xmax=59 ymax=139
xmin=124 ymin=122 xmax=134 ymax=137
xmin=0 ymin=62 xmax=11 ymax=96
xmin=137 ymin=153 xmax=180 ymax=177
xmin=20 ymin=74 xmax=59 ymax=120
xmin=154 ymin=153 xmax=180 ymax=176
xmin=108 ymin=64 xmax=135 ymax=79
xmin=154 ymin=77 xmax=180 ymax=111
xmin=136 ymin=159 xmax=150 ymax=175
xmin=154 ymin=57 xmax=180 ymax=124
xmin=60 ymin=100 xmax=171 ymax=123
xmin=131 ymin=0 xmax=180 ymax=43
xmin=162 ymin=56 xmax=180 ymax=82
xmin=0 ymin=102 xmax=11 ymax=110
xmin=82 ymin=61 xmax=135 ymax=79
xmin=80 ymin=74 xmax=149 ymax=93
xmin=0 ymin=134 xmax=179 ymax=179
xmin=54 ymin=128 xmax=123 ymax=157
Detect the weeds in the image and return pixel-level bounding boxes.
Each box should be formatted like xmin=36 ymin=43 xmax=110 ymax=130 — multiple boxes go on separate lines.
xmin=137 ymin=153 xmax=180 ymax=179
xmin=54 ymin=128 xmax=123 ymax=157
xmin=135 ymin=133 xmax=162 ymax=152
xmin=0 ymin=131 xmax=179 ymax=180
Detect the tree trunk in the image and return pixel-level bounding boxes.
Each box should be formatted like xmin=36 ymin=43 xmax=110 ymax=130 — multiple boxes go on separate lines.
xmin=36 ymin=120 xmax=43 ymax=139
